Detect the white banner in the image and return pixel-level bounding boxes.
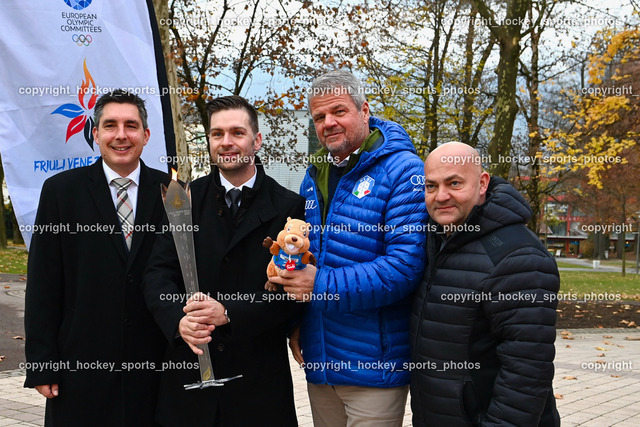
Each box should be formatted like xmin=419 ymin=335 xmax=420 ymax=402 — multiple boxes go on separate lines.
xmin=0 ymin=0 xmax=174 ymax=247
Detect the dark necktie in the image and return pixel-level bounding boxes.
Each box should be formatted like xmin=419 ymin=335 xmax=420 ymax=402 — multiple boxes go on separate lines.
xmin=226 ymin=188 xmax=242 ymax=217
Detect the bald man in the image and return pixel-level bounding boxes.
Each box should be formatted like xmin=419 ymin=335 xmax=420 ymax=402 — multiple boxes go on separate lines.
xmin=410 ymin=142 xmax=560 ymax=426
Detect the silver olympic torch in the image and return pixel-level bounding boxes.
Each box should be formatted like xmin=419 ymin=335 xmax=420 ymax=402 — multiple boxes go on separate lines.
xmin=161 ymin=173 xmax=242 ymax=390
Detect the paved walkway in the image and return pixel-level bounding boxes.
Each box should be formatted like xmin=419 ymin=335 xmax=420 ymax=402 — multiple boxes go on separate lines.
xmin=2 ymin=273 xmax=639 ymax=425
xmin=1 ymin=328 xmax=639 ymax=426
xmin=556 ymin=256 xmax=640 ymax=274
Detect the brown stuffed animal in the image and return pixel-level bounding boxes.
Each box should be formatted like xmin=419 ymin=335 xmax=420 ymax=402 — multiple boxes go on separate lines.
xmin=263 ymin=217 xmax=316 ymax=289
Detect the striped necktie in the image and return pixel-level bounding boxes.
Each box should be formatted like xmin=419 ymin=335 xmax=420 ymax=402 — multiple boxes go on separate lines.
xmin=112 ymin=178 xmax=134 ymax=250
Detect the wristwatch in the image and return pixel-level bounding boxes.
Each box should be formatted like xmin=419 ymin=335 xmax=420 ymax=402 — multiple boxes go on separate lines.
xmin=224 ymin=309 xmax=231 ymax=324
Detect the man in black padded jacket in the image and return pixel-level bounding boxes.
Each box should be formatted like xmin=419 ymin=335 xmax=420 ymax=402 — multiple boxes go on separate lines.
xmin=411 ymin=142 xmax=560 ymax=426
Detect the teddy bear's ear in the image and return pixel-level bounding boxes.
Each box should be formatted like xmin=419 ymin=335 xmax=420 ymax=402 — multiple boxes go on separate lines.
xmin=287 ymin=217 xmax=292 ymax=222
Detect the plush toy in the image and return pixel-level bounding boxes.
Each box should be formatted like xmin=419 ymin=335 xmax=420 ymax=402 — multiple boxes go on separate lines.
xmin=263 ymin=217 xmax=316 ymax=283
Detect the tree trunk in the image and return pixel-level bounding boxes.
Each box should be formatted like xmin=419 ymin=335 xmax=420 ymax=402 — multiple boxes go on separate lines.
xmin=10 ymin=202 xmax=24 ymax=245
xmin=0 ymin=156 xmax=7 ymax=249
xmin=472 ymin=0 xmax=530 ymax=178
xmin=620 ymin=201 xmax=626 ymax=275
xmin=526 ymin=4 xmax=541 ymax=233
xmin=152 ymin=0 xmax=191 ymax=180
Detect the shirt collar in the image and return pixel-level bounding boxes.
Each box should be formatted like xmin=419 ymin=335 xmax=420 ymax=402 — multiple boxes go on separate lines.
xmin=219 ymin=166 xmax=257 ymax=193
xmin=328 ymin=147 xmax=361 ymax=167
xmin=102 ymin=161 xmax=141 ymax=186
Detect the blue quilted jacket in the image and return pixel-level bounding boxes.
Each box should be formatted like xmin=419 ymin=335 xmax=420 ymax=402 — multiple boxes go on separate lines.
xmin=299 ymin=116 xmax=428 ymax=387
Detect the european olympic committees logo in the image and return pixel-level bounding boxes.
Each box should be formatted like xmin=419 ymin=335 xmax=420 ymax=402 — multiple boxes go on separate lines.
xmin=63 ymin=0 xmax=93 ymax=10
xmin=51 ymin=59 xmax=97 ymax=150
xmin=72 ymin=34 xmax=92 ymax=46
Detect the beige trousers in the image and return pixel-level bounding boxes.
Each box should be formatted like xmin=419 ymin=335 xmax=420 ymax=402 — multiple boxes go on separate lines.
xmin=307 ymin=383 xmax=409 ymax=427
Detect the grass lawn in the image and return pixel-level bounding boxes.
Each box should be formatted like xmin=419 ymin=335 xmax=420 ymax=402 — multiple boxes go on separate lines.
xmin=559 ymin=270 xmax=640 ymax=301
xmin=0 ymin=245 xmax=28 ymax=275
xmin=2 ymin=245 xmax=639 ymax=300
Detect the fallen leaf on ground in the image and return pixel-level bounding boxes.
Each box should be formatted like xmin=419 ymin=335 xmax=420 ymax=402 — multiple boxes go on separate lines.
xmin=0 ymin=355 xmax=6 ymax=362
xmin=624 ymin=336 xmax=640 ymax=341
xmin=561 ymin=331 xmax=571 ymax=336
xmin=563 ymin=376 xmax=577 ymax=380
xmin=628 ymin=321 xmax=637 ymax=327
xmin=611 ymin=375 xmax=621 ymax=378
xmin=603 ymin=335 xmax=613 ymax=339
xmin=595 ymin=347 xmax=608 ymax=351
xmin=596 ymin=353 xmax=605 ymax=357
xmin=554 ymin=394 xmax=563 ymax=399
xmin=12 ymin=336 xmax=24 ymax=340
xmin=565 ymin=345 xmax=572 ymax=348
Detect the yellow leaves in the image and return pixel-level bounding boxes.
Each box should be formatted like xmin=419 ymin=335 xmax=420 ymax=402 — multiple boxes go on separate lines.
xmin=588 ymin=29 xmax=640 ymax=85
xmin=549 ymin=24 xmax=638 ymax=188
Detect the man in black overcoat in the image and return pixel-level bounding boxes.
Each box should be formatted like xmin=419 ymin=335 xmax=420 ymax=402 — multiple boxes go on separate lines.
xmin=24 ymin=89 xmax=171 ymax=426
xmin=144 ymin=95 xmax=304 ymax=426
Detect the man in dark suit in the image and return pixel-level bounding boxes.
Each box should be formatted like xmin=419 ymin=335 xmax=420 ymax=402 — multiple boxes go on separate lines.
xmin=24 ymin=89 xmax=170 ymax=426
xmin=144 ymin=95 xmax=304 ymax=426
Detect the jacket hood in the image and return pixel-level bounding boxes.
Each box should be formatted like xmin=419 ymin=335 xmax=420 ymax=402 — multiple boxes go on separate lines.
xmin=451 ymin=176 xmax=532 ymax=246
xmin=365 ymin=116 xmax=418 ymax=160
xmin=477 ymin=176 xmax=532 ymax=231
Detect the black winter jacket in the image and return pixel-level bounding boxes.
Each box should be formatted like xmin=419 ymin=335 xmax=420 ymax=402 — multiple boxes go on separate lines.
xmin=410 ymin=177 xmax=560 ymax=427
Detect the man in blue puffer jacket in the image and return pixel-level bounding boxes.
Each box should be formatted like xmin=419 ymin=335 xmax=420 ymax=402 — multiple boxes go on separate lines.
xmin=269 ymin=70 xmax=428 ymax=426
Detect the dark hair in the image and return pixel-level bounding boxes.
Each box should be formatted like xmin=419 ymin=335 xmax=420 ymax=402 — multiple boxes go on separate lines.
xmin=206 ymin=95 xmax=259 ymax=135
xmin=93 ymin=89 xmax=148 ymax=129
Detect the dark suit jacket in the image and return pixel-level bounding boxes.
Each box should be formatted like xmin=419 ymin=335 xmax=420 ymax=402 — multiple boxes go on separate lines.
xmin=144 ymin=165 xmax=304 ymax=427
xmin=24 ymin=159 xmax=170 ymax=427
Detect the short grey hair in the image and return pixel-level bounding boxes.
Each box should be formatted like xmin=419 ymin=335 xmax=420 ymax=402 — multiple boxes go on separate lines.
xmin=307 ymin=70 xmax=366 ymax=111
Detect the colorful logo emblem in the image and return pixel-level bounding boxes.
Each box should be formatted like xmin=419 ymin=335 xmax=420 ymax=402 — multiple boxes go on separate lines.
xmin=63 ymin=0 xmax=93 ymax=10
xmin=353 ymin=176 xmax=375 ymax=199
xmin=72 ymin=34 xmax=93 ymax=46
xmin=51 ymin=59 xmax=97 ymax=149
xmin=285 ymin=259 xmax=297 ymax=271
